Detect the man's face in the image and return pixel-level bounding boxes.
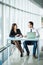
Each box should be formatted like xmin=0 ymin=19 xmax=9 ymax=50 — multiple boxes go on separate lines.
xmin=28 ymin=23 xmax=33 ymax=28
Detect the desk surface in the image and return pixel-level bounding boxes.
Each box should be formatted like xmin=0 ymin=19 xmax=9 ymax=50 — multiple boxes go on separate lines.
xmin=7 ymin=37 xmax=39 ymax=41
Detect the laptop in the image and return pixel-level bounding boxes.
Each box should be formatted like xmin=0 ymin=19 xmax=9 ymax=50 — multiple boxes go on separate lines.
xmin=27 ymin=32 xmax=36 ymax=39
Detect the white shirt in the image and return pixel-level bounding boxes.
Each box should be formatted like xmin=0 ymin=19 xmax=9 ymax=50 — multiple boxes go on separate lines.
xmin=26 ymin=28 xmax=39 ymax=37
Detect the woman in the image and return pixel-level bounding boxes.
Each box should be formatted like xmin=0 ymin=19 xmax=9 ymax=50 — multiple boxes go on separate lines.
xmin=9 ymin=23 xmax=23 ymax=57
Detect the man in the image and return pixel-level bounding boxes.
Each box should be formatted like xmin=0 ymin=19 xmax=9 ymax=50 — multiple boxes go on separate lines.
xmin=23 ymin=21 xmax=39 ymax=58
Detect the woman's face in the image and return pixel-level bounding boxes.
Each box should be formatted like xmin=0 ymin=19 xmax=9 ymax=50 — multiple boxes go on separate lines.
xmin=14 ymin=25 xmax=17 ymax=30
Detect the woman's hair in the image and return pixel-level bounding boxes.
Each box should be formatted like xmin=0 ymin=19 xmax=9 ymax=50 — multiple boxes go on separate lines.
xmin=11 ymin=23 xmax=17 ymax=31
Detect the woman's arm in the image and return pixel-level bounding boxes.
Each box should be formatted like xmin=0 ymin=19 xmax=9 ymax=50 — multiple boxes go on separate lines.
xmin=17 ymin=29 xmax=23 ymax=37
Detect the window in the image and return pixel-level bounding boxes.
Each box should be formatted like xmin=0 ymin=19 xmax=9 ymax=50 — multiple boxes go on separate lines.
xmin=3 ymin=5 xmax=10 ymax=46
xmin=10 ymin=8 xmax=15 ymax=27
xmin=10 ymin=0 xmax=14 ymax=6
xmin=30 ymin=14 xmax=41 ymax=29
xmin=0 ymin=0 xmax=2 ymax=1
xmin=0 ymin=0 xmax=42 ymax=47
xmin=0 ymin=4 xmax=2 ymax=45
xmin=3 ymin=0 xmax=9 ymax=4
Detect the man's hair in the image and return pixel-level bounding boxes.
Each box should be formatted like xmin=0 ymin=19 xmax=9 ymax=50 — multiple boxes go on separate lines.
xmin=29 ymin=21 xmax=34 ymax=27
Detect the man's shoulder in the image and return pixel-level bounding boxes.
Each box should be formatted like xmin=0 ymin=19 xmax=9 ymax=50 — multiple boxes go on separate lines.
xmin=33 ymin=28 xmax=38 ymax=32
xmin=33 ymin=28 xmax=36 ymax=30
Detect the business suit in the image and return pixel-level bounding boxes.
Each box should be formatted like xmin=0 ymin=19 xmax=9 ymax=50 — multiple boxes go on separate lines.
xmin=9 ymin=29 xmax=22 ymax=44
xmin=9 ymin=29 xmax=23 ymax=57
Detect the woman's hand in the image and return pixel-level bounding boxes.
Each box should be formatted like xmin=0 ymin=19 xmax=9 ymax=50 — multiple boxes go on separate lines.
xmin=15 ymin=34 xmax=20 ymax=37
xmin=15 ymin=34 xmax=23 ymax=37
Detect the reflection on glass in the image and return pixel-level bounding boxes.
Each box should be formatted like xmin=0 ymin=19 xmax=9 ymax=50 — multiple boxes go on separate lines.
xmin=0 ymin=45 xmax=13 ymax=64
xmin=10 ymin=0 xmax=14 ymax=6
xmin=0 ymin=0 xmax=2 ymax=1
xmin=10 ymin=8 xmax=15 ymax=26
xmin=3 ymin=6 xmax=10 ymax=46
xmin=3 ymin=0 xmax=9 ymax=4
xmin=0 ymin=4 xmax=2 ymax=45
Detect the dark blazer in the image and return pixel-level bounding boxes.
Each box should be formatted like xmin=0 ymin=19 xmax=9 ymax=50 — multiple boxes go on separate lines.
xmin=9 ymin=29 xmax=22 ymax=44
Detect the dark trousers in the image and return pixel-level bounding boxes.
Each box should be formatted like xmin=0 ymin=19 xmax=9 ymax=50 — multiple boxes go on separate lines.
xmin=23 ymin=41 xmax=37 ymax=55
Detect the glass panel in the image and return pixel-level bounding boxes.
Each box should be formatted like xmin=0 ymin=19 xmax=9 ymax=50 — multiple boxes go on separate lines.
xmin=0 ymin=0 xmax=2 ymax=1
xmin=3 ymin=6 xmax=10 ymax=46
xmin=10 ymin=8 xmax=15 ymax=27
xmin=3 ymin=0 xmax=9 ymax=4
xmin=0 ymin=4 xmax=2 ymax=45
xmin=10 ymin=0 xmax=14 ymax=6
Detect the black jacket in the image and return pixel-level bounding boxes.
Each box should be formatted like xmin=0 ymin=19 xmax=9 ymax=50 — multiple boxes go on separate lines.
xmin=9 ymin=29 xmax=22 ymax=37
xmin=9 ymin=29 xmax=22 ymax=44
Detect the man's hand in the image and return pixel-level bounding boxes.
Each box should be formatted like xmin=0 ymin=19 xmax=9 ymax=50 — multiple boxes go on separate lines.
xmin=23 ymin=35 xmax=27 ymax=38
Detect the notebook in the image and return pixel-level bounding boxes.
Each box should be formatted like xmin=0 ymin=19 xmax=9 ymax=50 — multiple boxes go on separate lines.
xmin=27 ymin=32 xmax=36 ymax=39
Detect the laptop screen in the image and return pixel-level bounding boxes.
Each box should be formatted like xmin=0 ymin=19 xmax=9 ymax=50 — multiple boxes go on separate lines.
xmin=27 ymin=32 xmax=36 ymax=39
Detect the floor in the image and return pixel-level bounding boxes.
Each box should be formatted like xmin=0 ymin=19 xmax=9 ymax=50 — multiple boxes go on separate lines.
xmin=2 ymin=46 xmax=43 ymax=65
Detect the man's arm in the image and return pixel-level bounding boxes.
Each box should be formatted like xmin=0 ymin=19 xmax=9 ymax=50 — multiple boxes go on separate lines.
xmin=36 ymin=29 xmax=40 ymax=38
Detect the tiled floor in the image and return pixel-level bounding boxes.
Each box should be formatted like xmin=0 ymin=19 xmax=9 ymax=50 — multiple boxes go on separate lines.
xmin=2 ymin=47 xmax=43 ymax=65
